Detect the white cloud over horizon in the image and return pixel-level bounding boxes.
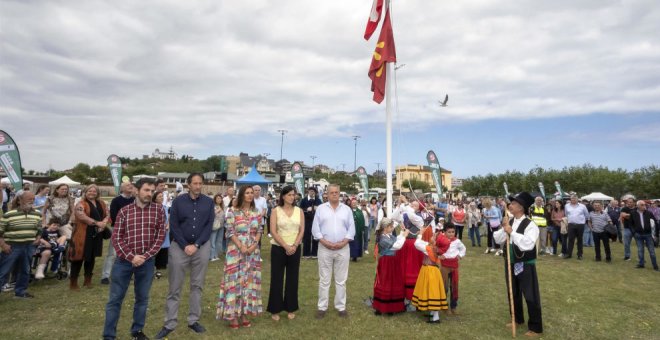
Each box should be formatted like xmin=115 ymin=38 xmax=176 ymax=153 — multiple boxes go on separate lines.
xmin=1 ymin=0 xmax=659 ymax=172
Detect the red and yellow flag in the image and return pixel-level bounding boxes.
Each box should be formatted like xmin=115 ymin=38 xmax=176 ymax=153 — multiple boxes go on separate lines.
xmin=368 ymin=10 xmax=396 ymax=104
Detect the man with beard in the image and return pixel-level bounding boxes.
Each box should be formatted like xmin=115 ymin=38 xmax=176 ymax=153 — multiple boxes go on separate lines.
xmin=103 ymin=178 xmax=166 ymax=340
xmin=0 ymin=190 xmax=42 ymax=298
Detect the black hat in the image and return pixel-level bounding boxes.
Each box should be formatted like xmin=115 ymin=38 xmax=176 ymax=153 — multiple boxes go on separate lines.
xmin=508 ymin=192 xmax=535 ymax=211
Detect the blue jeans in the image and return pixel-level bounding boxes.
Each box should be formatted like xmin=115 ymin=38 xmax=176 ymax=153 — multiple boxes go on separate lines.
xmin=364 ymin=219 xmax=375 ymax=250
xmin=548 ymin=225 xmax=559 ymax=254
xmin=634 ymin=233 xmax=658 ymax=268
xmin=103 ymin=258 xmax=155 ymax=339
xmin=468 ymin=225 xmax=481 ymax=246
xmin=0 ymin=243 xmax=35 ymax=296
xmin=583 ymin=227 xmax=594 ymax=246
xmin=623 ymin=228 xmax=633 ymax=259
xmin=209 ymin=227 xmax=225 ymax=259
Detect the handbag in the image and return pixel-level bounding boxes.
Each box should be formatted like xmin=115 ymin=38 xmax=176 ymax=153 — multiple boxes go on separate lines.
xmin=560 ymin=217 xmax=568 ymax=235
xmin=604 ymin=222 xmax=617 ymax=236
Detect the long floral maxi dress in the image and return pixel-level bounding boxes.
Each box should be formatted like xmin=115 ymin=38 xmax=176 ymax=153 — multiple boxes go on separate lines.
xmin=216 ymin=207 xmax=263 ymax=320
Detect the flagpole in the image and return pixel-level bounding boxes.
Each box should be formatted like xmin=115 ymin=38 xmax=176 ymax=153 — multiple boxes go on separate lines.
xmin=385 ymin=63 xmax=394 ymax=217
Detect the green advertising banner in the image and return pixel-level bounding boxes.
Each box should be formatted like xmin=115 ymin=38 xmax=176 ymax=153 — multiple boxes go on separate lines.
xmin=107 ymin=154 xmax=122 ymax=195
xmin=0 ymin=130 xmax=23 ymax=190
xmin=426 ymin=150 xmax=442 ymax=197
xmin=291 ymin=162 xmax=305 ymax=195
xmin=356 ymin=166 xmax=369 ymax=196
xmin=554 ymin=181 xmax=564 ymax=200
xmin=538 ymin=182 xmax=546 ymax=199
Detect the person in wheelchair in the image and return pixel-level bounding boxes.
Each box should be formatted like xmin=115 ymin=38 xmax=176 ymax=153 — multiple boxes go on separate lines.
xmin=34 ymin=217 xmax=67 ymax=280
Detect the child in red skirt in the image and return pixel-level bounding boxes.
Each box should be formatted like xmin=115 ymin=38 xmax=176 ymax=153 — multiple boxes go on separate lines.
xmin=439 ymin=223 xmax=466 ymax=315
xmin=372 ymin=218 xmax=409 ymax=314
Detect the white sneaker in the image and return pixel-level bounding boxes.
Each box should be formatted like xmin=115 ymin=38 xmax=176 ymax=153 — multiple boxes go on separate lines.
xmin=484 ymin=248 xmax=490 ymax=254
xmin=35 ymin=264 xmax=46 ymax=280
xmin=268 ymin=233 xmax=273 ymax=238
xmin=495 ymin=250 xmax=503 ymax=256
xmin=364 ymin=250 xmax=369 ymax=255
xmin=210 ymin=257 xmax=219 ymax=262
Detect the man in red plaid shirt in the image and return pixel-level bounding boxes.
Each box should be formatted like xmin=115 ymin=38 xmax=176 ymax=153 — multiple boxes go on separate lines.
xmin=103 ymin=178 xmax=166 ymax=340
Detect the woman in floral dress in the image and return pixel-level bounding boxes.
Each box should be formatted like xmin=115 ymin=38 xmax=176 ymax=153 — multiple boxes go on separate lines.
xmin=216 ymin=185 xmax=263 ymax=329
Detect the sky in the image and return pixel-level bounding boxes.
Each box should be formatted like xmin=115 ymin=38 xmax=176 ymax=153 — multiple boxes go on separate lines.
xmin=1 ymin=0 xmax=659 ymax=178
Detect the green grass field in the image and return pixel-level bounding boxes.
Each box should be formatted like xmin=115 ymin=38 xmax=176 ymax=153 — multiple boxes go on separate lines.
xmin=1 ymin=237 xmax=658 ymax=340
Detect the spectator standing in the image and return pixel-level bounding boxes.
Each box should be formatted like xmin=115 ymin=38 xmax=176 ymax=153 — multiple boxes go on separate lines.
xmin=620 ymin=197 xmax=636 ymax=261
xmin=70 ymin=184 xmax=111 ymax=290
xmin=216 ymin=185 xmax=263 ymax=328
xmin=267 ymin=186 xmax=304 ymax=321
xmin=101 ymin=182 xmax=135 ymax=285
xmin=588 ymin=202 xmax=613 ymax=262
xmin=607 ymin=199 xmax=622 ymax=243
xmin=564 ymin=195 xmax=590 ymax=260
xmin=312 ymin=184 xmax=355 ymax=319
xmin=0 ymin=190 xmax=41 ymax=298
xmin=551 ymin=201 xmax=566 ymax=256
xmin=630 ymin=201 xmax=658 ymax=271
xmin=300 ymin=187 xmax=322 ymax=259
xmin=102 ymin=178 xmax=166 ymax=340
xmin=155 ymin=173 xmax=215 ymax=339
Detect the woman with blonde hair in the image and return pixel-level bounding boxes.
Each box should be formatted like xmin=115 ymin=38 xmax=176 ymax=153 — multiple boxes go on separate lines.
xmin=69 ymin=184 xmax=110 ymax=290
xmin=482 ymin=198 xmax=502 ymax=255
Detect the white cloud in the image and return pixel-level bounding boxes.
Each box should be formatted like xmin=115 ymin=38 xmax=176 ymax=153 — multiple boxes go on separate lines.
xmin=1 ymin=0 xmax=659 ymax=170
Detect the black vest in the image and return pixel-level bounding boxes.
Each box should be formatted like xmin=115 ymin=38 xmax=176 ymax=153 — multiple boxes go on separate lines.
xmin=504 ymin=217 xmax=537 ymax=263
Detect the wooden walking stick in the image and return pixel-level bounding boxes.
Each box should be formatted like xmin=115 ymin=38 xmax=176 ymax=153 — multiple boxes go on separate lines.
xmin=503 ymin=206 xmax=516 ymax=338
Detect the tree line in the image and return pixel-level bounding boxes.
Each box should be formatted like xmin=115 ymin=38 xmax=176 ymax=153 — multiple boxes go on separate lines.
xmin=459 ymin=164 xmax=660 ymax=199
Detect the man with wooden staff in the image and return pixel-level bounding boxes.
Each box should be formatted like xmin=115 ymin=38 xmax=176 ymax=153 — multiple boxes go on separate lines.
xmin=494 ymin=192 xmax=543 ymax=337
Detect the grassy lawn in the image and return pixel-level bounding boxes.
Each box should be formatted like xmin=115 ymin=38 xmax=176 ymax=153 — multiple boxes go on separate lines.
xmin=1 ymin=237 xmax=658 ymax=340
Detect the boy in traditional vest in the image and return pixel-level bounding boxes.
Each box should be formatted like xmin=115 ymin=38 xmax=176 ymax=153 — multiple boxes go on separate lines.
xmin=494 ymin=192 xmax=543 ymax=337
xmin=439 ymin=223 xmax=466 ymax=315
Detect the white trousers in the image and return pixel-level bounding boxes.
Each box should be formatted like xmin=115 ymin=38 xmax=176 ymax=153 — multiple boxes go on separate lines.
xmin=317 ymin=244 xmax=350 ymax=312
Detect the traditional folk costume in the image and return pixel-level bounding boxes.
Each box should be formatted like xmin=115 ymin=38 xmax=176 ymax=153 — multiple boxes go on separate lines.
xmin=372 ymin=231 xmax=406 ymax=314
xmin=391 ymin=204 xmax=425 ymax=304
xmin=411 ymin=231 xmax=450 ymax=322
xmin=493 ymin=192 xmax=544 ymax=335
xmin=440 ymin=236 xmax=466 ymax=311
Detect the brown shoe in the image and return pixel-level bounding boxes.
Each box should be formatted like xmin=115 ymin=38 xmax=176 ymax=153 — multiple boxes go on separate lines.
xmin=69 ymin=277 xmax=80 ymax=291
xmin=315 ymin=310 xmax=326 ymax=319
xmin=524 ymin=331 xmax=542 ymax=337
xmin=83 ymin=275 xmax=93 ymax=288
xmin=338 ymin=310 xmax=348 ymax=318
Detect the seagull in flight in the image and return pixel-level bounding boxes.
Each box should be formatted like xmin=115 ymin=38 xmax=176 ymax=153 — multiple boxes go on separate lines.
xmin=438 ymin=94 xmax=449 ymax=107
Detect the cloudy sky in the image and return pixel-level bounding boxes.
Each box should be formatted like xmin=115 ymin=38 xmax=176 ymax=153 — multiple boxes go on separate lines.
xmin=1 ymin=0 xmax=659 ymax=178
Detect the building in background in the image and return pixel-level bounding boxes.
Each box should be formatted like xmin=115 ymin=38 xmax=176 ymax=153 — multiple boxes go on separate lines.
xmin=395 ymin=164 xmax=452 ymax=192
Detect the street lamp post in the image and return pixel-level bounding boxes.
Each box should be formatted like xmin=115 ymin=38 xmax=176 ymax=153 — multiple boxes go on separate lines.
xmin=352 ymin=135 xmax=361 ymax=172
xmin=310 ymin=155 xmax=317 ymax=168
xmin=277 ymin=129 xmax=287 ymax=173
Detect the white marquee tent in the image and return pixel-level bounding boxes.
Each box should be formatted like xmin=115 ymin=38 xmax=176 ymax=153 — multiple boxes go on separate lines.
xmin=48 ymin=175 xmax=81 ymax=186
xmin=580 ymin=192 xmax=614 ymax=201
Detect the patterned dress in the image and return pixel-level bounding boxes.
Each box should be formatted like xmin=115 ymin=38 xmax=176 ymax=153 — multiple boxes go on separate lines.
xmin=216 ymin=207 xmax=263 ymax=320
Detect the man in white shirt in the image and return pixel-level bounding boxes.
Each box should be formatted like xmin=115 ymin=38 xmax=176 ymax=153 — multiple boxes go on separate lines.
xmin=564 ymin=194 xmax=590 ymax=260
xmin=222 ymin=187 xmax=234 ymax=210
xmin=494 ymin=192 xmax=543 ymax=337
xmin=311 ymin=184 xmax=355 ymax=319
xmin=253 ymin=185 xmax=268 ymax=235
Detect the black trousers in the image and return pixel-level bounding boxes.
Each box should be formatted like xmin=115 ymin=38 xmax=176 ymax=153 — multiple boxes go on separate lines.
xmin=505 ymin=262 xmax=543 ymax=334
xmin=487 ymin=226 xmax=501 ymax=249
xmin=267 ymin=244 xmax=301 ymax=314
xmin=70 ymin=258 xmax=95 ymax=278
xmin=154 ymin=247 xmax=168 ymax=270
xmin=302 ymin=218 xmax=318 ymax=257
xmin=567 ymin=223 xmax=584 ymax=257
xmin=593 ymin=232 xmax=611 ymax=261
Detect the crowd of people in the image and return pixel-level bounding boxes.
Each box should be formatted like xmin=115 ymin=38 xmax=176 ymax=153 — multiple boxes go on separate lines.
xmin=0 ymin=176 xmax=658 ymax=339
